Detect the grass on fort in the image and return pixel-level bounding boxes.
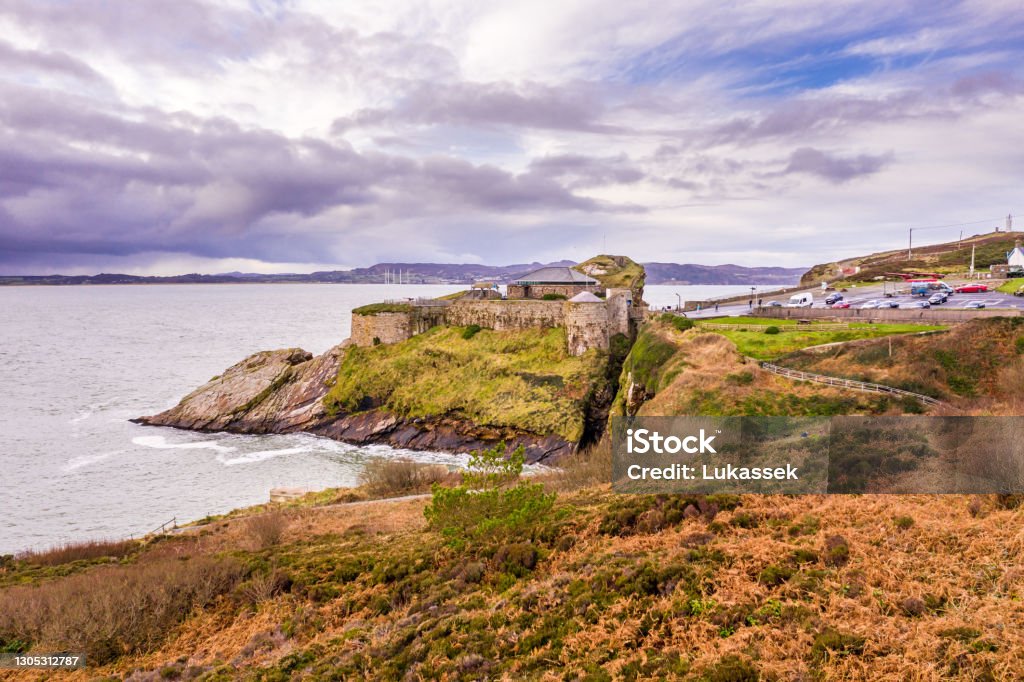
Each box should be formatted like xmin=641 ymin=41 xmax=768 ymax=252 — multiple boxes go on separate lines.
xmin=324 ymin=325 xmax=607 ymax=442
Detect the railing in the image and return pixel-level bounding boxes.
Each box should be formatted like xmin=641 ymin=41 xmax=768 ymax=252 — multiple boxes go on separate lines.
xmin=699 ymin=322 xmax=849 ymax=332
xmin=147 ymin=517 xmax=177 ymax=536
xmin=760 ymin=362 xmax=945 ymax=407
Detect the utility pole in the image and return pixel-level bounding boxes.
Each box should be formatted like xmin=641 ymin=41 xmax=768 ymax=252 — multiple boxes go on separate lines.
xmin=1009 ymin=213 xmax=1015 ymax=232
xmin=908 ymin=228 xmax=913 ymax=260
xmin=970 ymin=244 xmax=976 ymax=277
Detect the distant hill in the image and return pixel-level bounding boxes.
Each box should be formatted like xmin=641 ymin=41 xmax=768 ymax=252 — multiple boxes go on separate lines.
xmin=0 ymin=260 xmax=804 ymax=286
xmin=800 ymin=230 xmax=1022 ymax=285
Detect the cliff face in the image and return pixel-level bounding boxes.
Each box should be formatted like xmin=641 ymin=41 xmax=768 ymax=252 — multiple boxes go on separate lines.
xmin=135 ymin=327 xmax=608 ymax=463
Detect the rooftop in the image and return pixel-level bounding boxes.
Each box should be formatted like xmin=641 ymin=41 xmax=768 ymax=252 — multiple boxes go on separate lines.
xmin=512 ymin=266 xmax=599 ymax=285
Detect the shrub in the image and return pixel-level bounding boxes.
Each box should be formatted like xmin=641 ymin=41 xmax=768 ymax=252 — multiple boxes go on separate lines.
xmin=0 ymin=556 xmax=242 ymax=663
xmin=359 ymin=458 xmax=451 ymax=497
xmin=764 ymin=326 xmax=780 ymax=335
xmin=16 ymin=538 xmax=138 ymax=566
xmin=461 ymin=324 xmax=482 ymax=340
xmin=823 ymin=534 xmax=851 ymax=567
xmin=423 ymin=443 xmax=556 ymax=553
xmin=810 ymin=628 xmax=865 ymax=662
xmin=893 ymin=515 xmax=915 ymax=530
xmin=668 ymin=316 xmax=695 ymax=332
xmin=757 ymin=564 xmax=794 ymax=587
xmin=541 ymin=293 xmax=567 ymax=300
xmin=699 ymin=655 xmax=759 ymax=681
xmin=493 ymin=542 xmax=538 ymax=577
xmin=246 ymin=510 xmax=288 ymax=549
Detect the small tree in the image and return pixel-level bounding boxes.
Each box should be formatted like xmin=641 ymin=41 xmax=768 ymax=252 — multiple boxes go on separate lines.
xmin=424 ymin=443 xmax=555 ymax=552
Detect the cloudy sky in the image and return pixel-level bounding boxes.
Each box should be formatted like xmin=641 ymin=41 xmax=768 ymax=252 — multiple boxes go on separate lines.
xmin=1 ymin=1 xmax=1022 ymax=275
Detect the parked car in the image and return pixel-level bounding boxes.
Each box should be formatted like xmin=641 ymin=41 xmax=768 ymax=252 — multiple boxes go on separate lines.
xmin=825 ymin=293 xmax=843 ymax=305
xmin=879 ymin=300 xmax=900 ymax=308
xmin=928 ymin=293 xmax=947 ymax=305
xmin=767 ymin=301 xmax=783 ymax=307
xmin=955 ymin=283 xmax=988 ymax=293
xmin=785 ymin=292 xmax=814 ymax=308
xmin=901 ymin=300 xmax=930 ymax=309
xmin=860 ymin=300 xmax=880 ymax=309
xmin=1014 ymin=285 xmax=1024 ymax=297
xmin=832 ymin=301 xmax=851 ymax=309
xmin=964 ymin=300 xmax=986 ymax=309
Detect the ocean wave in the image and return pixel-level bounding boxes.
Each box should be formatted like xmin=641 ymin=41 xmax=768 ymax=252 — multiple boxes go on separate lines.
xmin=131 ymin=435 xmax=235 ymax=453
xmin=217 ymin=446 xmax=312 ymax=466
xmin=62 ymin=451 xmax=118 ymax=472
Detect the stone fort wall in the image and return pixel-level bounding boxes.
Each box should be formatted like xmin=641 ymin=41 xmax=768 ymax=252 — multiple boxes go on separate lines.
xmin=351 ymin=296 xmax=633 ymax=356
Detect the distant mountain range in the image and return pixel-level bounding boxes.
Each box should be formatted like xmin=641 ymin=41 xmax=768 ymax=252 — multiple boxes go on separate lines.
xmin=0 ymin=260 xmax=805 ymax=286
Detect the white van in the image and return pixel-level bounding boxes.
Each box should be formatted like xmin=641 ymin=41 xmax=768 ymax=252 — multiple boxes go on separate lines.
xmin=785 ymin=292 xmax=814 ymax=308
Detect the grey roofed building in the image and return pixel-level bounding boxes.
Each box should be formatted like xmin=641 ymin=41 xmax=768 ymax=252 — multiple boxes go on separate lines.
xmin=511 ymin=266 xmax=598 ymax=285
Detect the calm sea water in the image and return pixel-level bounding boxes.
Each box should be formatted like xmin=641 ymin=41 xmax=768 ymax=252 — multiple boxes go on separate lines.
xmin=0 ymin=283 xmax=754 ymax=554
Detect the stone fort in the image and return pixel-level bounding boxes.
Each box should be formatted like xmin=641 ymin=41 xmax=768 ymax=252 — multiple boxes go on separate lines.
xmin=350 ymin=263 xmax=645 ymax=356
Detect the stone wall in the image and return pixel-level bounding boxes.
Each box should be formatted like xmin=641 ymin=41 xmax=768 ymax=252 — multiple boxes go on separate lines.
xmin=565 ymin=300 xmax=610 ymax=356
xmin=444 ymin=299 xmax=566 ymax=330
xmin=506 ymin=284 xmax=602 ymax=299
xmin=351 ymin=311 xmax=414 ymax=346
xmin=755 ymin=306 xmax=1022 ymax=324
xmin=606 ymin=288 xmax=631 ymax=337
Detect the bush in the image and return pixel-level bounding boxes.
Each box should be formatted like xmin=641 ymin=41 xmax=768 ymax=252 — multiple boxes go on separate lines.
xmin=461 ymin=324 xmax=482 ymax=340
xmin=810 ymin=628 xmax=866 ymax=662
xmin=659 ymin=313 xmax=694 ymax=332
xmin=424 ymin=443 xmax=556 ymax=552
xmin=246 ymin=510 xmax=288 ymax=549
xmin=359 ymin=458 xmax=451 ymax=497
xmin=0 ymin=556 xmax=242 ymax=663
xmin=541 ymin=293 xmax=567 ymax=300
xmin=764 ymin=326 xmax=780 ymax=335
xmin=699 ymin=655 xmax=759 ymax=681
xmin=893 ymin=515 xmax=915 ymax=530
xmin=16 ymin=538 xmax=138 ymax=566
xmin=823 ymin=535 xmax=851 ymax=567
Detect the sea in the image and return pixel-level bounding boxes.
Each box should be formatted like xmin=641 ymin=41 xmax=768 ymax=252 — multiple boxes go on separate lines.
xmin=0 ymin=283 xmax=757 ymax=554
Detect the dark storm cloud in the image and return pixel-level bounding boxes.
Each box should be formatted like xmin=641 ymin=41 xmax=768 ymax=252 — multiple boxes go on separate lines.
xmin=0 ymin=82 xmax=632 ymax=265
xmin=780 ymin=147 xmax=893 ymax=183
xmin=332 ymin=81 xmax=621 ymax=134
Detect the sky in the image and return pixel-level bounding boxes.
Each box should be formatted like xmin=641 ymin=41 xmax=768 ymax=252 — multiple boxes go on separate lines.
xmin=1 ymin=0 xmax=1022 ymax=275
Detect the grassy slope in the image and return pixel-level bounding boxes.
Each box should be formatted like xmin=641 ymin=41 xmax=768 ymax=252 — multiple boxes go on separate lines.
xmin=711 ymin=323 xmax=945 ymax=360
xmin=996 ymin=278 xmax=1024 ymax=294
xmin=323 ymin=326 xmax=607 ymax=442
xmin=802 ymin=231 xmax=1022 ymax=284
xmin=3 ymin=488 xmax=1020 ymax=680
xmin=615 ymin=321 xmax=914 ymax=417
xmin=775 ymin=317 xmax=1024 ymax=407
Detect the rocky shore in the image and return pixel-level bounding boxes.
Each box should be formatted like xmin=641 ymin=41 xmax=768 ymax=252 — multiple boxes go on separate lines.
xmin=133 ymin=342 xmax=576 ymax=462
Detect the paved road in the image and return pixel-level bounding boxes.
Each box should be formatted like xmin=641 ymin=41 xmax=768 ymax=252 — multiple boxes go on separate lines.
xmin=658 ymin=281 xmax=1024 ymax=319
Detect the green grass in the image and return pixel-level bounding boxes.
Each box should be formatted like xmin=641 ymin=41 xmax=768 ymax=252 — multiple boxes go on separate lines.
xmin=577 ymin=255 xmax=646 ymax=292
xmin=351 ymin=302 xmax=414 ymax=315
xmin=701 ymin=316 xmax=801 ymax=326
xmin=709 ymin=324 xmax=946 ymax=360
xmin=323 ymin=326 xmax=607 ymax=441
xmin=996 ymin=278 xmax=1024 ymax=294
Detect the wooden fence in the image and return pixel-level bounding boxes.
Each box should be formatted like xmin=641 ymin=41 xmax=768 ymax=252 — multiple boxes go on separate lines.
xmin=759 ymin=362 xmax=945 ymax=407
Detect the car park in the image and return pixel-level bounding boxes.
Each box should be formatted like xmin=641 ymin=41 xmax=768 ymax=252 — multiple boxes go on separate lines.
xmin=955 ymin=283 xmax=988 ymax=293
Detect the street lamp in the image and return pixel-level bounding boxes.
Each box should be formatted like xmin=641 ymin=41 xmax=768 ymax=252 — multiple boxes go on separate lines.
xmin=675 ymin=293 xmax=681 ymax=312
xmin=750 ymin=286 xmax=757 ymax=309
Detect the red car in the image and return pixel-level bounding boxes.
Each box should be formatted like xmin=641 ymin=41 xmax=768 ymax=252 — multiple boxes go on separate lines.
xmin=832 ymin=301 xmax=851 ymax=308
xmin=954 ymin=283 xmax=988 ymax=293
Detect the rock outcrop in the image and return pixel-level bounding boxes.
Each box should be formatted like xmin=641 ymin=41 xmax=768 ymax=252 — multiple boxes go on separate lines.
xmin=134 ymin=341 xmax=576 ymax=463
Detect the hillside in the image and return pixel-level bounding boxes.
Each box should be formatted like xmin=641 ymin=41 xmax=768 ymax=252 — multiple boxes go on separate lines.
xmin=0 ymin=260 xmax=803 ymax=287
xmin=800 ymin=230 xmax=1023 ymax=285
xmin=1 ymin=465 xmax=1021 ymax=680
